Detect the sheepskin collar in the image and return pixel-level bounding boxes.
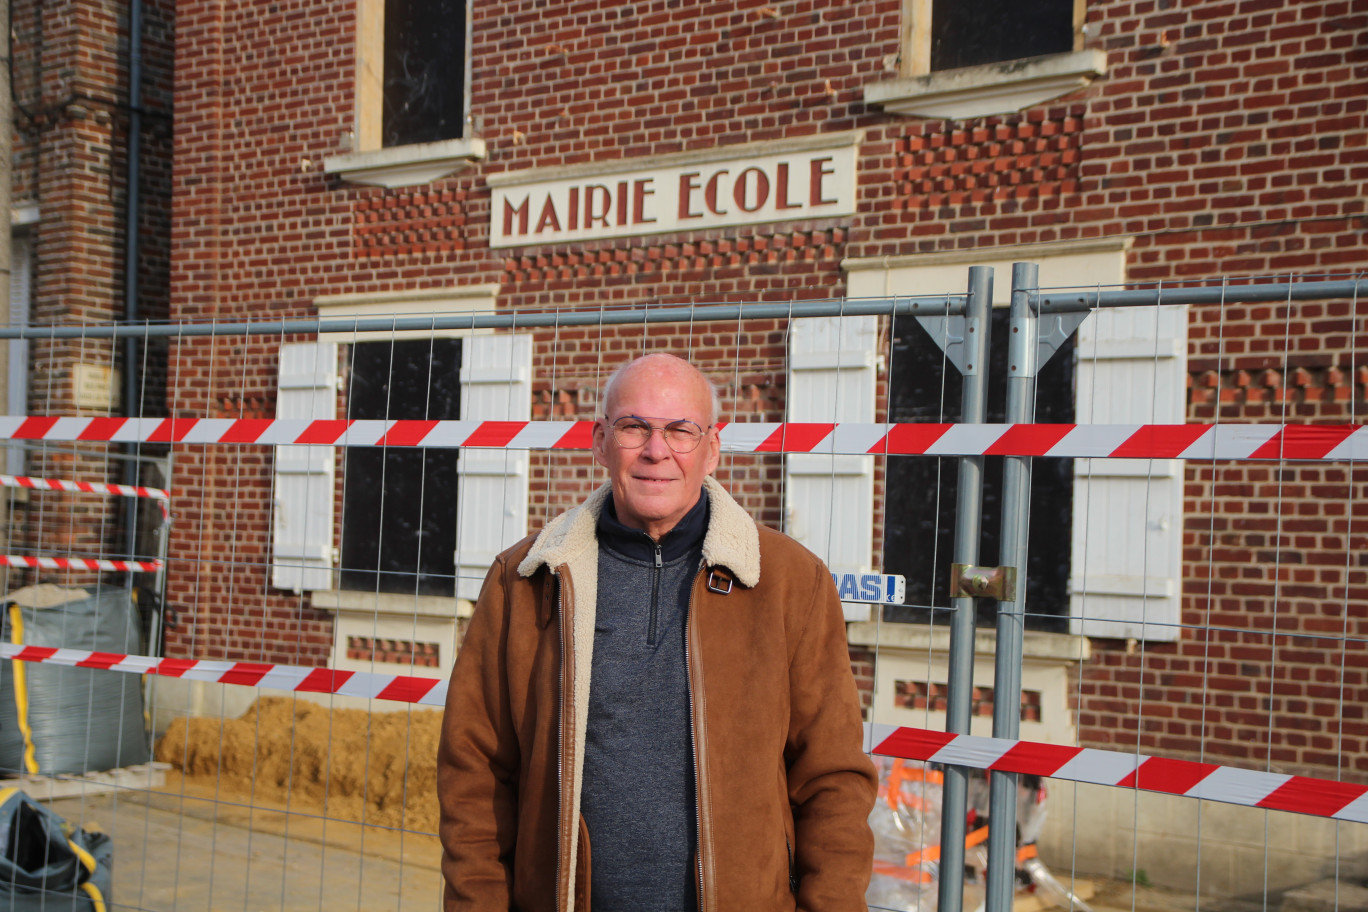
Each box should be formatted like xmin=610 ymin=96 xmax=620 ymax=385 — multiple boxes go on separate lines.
xmin=518 ymin=475 xmax=761 ymax=587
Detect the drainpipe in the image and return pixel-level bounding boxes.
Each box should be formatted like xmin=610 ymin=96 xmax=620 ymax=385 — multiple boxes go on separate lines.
xmin=121 ymin=0 xmax=143 ymax=558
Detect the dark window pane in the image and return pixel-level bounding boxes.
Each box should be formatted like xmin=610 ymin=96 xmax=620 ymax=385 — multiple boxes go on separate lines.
xmin=931 ymin=0 xmax=1075 ymax=71
xmin=882 ymin=310 xmax=1074 ymax=631
xmin=384 ymin=0 xmax=466 ymax=146
xmin=341 ymin=339 xmax=462 ymax=595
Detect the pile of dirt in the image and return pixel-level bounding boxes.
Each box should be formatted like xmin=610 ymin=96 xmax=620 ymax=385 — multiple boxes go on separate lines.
xmin=155 ymin=697 xmax=443 ymax=834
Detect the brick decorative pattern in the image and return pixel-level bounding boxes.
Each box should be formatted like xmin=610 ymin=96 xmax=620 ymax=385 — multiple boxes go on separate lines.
xmin=353 ymin=189 xmax=472 ymax=258
xmin=347 ymin=635 xmax=441 ymax=668
xmin=1188 ymin=366 xmax=1367 ymax=407
xmin=893 ymin=680 xmax=1044 ymax=722
xmin=896 ymin=116 xmax=1084 ymax=210
xmin=503 ymin=230 xmax=847 ymax=283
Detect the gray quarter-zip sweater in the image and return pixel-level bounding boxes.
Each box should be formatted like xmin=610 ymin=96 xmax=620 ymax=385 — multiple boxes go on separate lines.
xmin=579 ymin=492 xmax=708 ymax=912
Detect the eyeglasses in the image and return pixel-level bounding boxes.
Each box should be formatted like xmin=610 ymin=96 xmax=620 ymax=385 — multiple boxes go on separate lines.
xmin=607 ymin=415 xmax=711 ymax=453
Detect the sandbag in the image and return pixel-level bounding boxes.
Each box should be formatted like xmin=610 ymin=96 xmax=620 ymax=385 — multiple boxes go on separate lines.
xmin=0 ymin=787 xmax=112 ymax=911
xmin=0 ymin=585 xmax=150 ymax=776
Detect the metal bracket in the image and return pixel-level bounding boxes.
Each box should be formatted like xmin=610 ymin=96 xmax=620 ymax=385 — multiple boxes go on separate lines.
xmin=1035 ymin=309 xmax=1088 ymax=369
xmin=914 ymin=315 xmax=983 ymax=376
xmin=951 ymin=563 xmax=1017 ymax=601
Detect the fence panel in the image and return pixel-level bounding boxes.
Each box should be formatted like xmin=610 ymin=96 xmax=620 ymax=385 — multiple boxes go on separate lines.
xmin=0 ymin=268 xmax=1362 ymax=911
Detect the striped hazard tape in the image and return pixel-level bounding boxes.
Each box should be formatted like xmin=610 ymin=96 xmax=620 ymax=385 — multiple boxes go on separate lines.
xmin=0 ymin=474 xmax=169 ymax=502
xmin=0 ymin=643 xmax=448 ymax=707
xmin=1 ymin=639 xmax=1362 ymax=822
xmin=0 ymin=473 xmax=172 ymax=521
xmin=866 ymin=723 xmax=1368 ymax=824
xmin=2 ymin=556 xmax=163 ymax=573
xmin=0 ymin=417 xmax=1366 ymax=460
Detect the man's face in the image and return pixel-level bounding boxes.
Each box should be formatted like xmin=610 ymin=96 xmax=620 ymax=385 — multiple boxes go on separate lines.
xmin=592 ymin=358 xmax=721 ymax=540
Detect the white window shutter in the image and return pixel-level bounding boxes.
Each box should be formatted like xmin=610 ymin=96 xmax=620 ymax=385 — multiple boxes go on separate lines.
xmin=455 ymin=334 xmax=532 ymax=601
xmin=272 ymin=341 xmax=338 ymax=592
xmin=1070 ymin=305 xmax=1187 ymax=641
xmin=785 ymin=316 xmax=878 ymax=573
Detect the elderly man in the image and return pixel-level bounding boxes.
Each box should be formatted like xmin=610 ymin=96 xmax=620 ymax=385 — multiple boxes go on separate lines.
xmin=437 ymin=352 xmax=875 ymax=911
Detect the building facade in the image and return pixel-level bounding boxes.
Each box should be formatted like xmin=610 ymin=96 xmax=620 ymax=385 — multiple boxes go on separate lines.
xmin=21 ymin=0 xmax=1341 ymax=889
xmin=6 ymin=0 xmax=174 ymax=600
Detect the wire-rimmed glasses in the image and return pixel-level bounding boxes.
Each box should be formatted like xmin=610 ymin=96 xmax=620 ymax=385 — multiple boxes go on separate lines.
xmin=606 ymin=415 xmax=710 ymax=453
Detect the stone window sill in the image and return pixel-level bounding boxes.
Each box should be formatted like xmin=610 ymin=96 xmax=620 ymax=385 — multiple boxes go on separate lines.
xmin=311 ymin=588 xmax=472 ymax=619
xmin=846 ymin=622 xmax=1091 ymax=664
xmin=863 ymin=49 xmax=1107 ymax=121
xmin=323 ymin=138 xmax=487 ymax=189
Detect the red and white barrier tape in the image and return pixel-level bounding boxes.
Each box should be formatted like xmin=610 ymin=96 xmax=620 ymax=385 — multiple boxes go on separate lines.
xmin=1 ymin=640 xmax=1360 ymax=818
xmin=2 ymin=556 xmax=163 ymax=573
xmin=0 ymin=474 xmax=169 ymax=502
xmin=867 ymin=724 xmax=1368 ymax=824
xmin=0 ymin=473 xmax=172 ymax=520
xmin=0 ymin=643 xmax=447 ymax=707
xmin=0 ymin=417 xmax=1366 ymax=460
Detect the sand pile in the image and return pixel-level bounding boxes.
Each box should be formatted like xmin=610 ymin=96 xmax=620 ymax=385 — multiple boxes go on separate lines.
xmin=155 ymin=696 xmax=443 ymax=834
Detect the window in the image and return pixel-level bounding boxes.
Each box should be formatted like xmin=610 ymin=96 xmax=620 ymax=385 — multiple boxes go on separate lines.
xmin=863 ymin=0 xmax=1104 ymax=120
xmin=328 ymin=0 xmax=483 ymax=187
xmin=340 ymin=339 xmax=462 ymax=596
xmin=842 ymin=241 xmax=1187 ymax=642
xmin=925 ymin=0 xmax=1080 ymax=72
xmin=359 ymin=0 xmax=467 ymax=150
xmin=378 ymin=0 xmax=467 ymax=147
xmin=883 ymin=308 xmax=1076 ymax=631
xmin=270 ymin=331 xmax=531 ymax=601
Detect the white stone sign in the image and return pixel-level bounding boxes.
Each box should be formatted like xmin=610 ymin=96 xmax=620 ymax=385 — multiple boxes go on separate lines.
xmin=488 ymin=132 xmax=861 ymax=248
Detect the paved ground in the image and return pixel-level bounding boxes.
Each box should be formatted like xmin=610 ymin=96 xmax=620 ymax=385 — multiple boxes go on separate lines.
xmin=38 ymin=784 xmax=1314 ymax=912
xmin=47 ymin=788 xmax=443 ymax=912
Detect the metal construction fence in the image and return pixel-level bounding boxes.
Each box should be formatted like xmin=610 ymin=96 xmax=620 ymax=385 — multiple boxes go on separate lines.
xmin=0 ymin=265 xmax=1363 ymax=910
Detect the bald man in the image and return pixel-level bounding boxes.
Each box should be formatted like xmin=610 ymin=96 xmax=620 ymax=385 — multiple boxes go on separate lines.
xmin=438 ymin=353 xmax=876 ymax=912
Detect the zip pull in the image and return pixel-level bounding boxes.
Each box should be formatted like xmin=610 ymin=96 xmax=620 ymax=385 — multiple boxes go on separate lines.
xmin=654 ymin=543 xmax=663 ymax=568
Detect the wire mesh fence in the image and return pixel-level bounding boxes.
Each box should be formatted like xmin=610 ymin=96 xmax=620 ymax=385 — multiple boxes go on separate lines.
xmin=0 ymin=265 xmax=1364 ymax=910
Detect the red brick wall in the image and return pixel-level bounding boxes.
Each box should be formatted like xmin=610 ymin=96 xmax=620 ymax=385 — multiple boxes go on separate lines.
xmin=7 ymin=0 xmax=174 ymax=590
xmin=1075 ymin=314 xmax=1368 ymax=777
xmin=164 ymin=0 xmax=1368 ymax=781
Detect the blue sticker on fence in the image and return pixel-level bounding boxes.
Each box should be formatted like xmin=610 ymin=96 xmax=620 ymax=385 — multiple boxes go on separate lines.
xmin=832 ymin=572 xmax=906 ymax=604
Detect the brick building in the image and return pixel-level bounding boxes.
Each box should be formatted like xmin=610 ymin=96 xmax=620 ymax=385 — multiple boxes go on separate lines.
xmin=22 ymin=0 xmax=1357 ymax=888
xmin=6 ymin=0 xmax=174 ymax=591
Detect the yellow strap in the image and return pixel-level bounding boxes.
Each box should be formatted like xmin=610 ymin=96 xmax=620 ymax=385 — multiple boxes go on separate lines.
xmin=0 ymin=787 xmax=15 ymax=807
xmin=67 ymin=838 xmax=97 ymax=875
xmin=8 ymin=604 xmax=38 ymax=774
xmin=79 ymin=880 xmax=106 ymax=912
xmin=68 ymin=839 xmax=106 ymax=912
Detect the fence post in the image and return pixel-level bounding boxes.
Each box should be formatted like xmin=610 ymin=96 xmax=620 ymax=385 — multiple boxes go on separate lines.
xmin=937 ymin=265 xmax=994 ymax=912
xmin=984 ymin=262 xmax=1039 ymax=912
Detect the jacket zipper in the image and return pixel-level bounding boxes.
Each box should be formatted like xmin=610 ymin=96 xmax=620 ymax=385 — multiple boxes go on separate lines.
xmin=685 ymin=568 xmax=705 ymax=911
xmin=648 ymin=542 xmax=663 ymax=647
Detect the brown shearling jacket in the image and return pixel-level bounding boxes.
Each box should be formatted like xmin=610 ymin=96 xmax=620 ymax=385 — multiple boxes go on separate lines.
xmin=437 ymin=477 xmax=876 ymax=911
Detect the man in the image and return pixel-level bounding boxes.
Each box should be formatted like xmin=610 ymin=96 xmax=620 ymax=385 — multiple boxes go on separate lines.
xmin=437 ymin=352 xmax=876 ymax=911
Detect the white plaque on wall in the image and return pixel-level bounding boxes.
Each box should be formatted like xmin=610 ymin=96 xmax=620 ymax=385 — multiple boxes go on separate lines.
xmin=488 ymin=132 xmax=862 ymax=248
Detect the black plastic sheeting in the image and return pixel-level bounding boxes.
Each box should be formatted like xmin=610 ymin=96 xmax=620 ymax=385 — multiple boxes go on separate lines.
xmin=0 ymin=789 xmax=112 ymax=910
